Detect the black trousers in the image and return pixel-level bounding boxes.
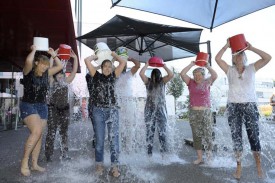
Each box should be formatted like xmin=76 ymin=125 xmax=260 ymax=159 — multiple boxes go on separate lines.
xmin=45 ymin=106 xmax=70 ymax=159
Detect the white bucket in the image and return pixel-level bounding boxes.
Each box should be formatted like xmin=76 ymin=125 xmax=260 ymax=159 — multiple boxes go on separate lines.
xmin=93 ymin=42 xmax=113 ymax=65
xmin=33 ymin=37 xmax=49 ymax=51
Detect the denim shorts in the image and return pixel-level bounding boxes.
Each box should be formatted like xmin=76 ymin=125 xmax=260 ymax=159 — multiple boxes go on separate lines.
xmin=20 ymin=102 xmax=48 ymax=120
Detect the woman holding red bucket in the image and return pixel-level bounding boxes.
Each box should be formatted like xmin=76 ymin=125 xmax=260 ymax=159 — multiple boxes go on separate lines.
xmin=180 ymin=57 xmax=217 ymax=165
xmin=84 ymin=51 xmax=126 ymax=177
xmin=139 ymin=56 xmax=174 ymax=157
xmin=20 ymin=45 xmax=63 ymax=176
xmin=215 ymin=36 xmax=272 ymax=180
xmin=45 ymin=48 xmax=78 ymax=162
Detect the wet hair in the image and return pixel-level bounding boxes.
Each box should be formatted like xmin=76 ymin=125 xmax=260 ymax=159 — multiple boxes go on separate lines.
xmin=149 ymin=69 xmax=162 ymax=90
xmin=232 ymin=51 xmax=247 ymax=65
xmin=33 ymin=55 xmax=50 ymax=76
xmin=101 ymin=59 xmax=112 ymax=70
xmin=192 ymin=67 xmax=205 ymax=76
xmin=53 ymin=70 xmax=65 ymax=81
xmin=35 ymin=55 xmax=50 ymax=66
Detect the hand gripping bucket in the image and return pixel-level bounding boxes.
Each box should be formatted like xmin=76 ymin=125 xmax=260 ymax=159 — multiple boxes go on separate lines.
xmin=116 ymin=47 xmax=128 ymax=60
xmin=229 ymin=34 xmax=248 ymax=55
xmin=148 ymin=56 xmax=164 ymax=67
xmin=33 ymin=37 xmax=49 ymax=51
xmin=195 ymin=52 xmax=209 ymax=67
xmin=93 ymin=42 xmax=113 ymax=65
xmin=58 ymin=44 xmax=71 ymax=60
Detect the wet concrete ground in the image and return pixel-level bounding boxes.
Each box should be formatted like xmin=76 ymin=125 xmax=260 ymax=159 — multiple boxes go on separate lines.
xmin=1 ymin=116 xmax=275 ymax=183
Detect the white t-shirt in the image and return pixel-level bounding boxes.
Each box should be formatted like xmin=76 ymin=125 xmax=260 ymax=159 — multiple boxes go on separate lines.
xmin=227 ymin=64 xmax=257 ymax=103
xmin=115 ymin=71 xmax=134 ymax=98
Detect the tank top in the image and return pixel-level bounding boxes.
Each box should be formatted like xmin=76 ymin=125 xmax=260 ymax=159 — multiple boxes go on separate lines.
xmin=49 ymin=81 xmax=69 ymax=109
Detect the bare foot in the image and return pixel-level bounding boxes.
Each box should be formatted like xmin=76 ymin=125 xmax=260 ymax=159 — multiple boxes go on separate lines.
xmin=233 ymin=164 xmax=242 ymax=180
xmin=257 ymin=166 xmax=264 ymax=179
xmin=193 ymin=159 xmax=203 ymax=165
xmin=21 ymin=167 xmax=31 ymax=177
xmin=111 ymin=166 xmax=120 ymax=178
xmin=31 ymin=165 xmax=46 ymax=172
xmin=96 ymin=165 xmax=104 ymax=175
xmin=21 ymin=158 xmax=30 ymax=176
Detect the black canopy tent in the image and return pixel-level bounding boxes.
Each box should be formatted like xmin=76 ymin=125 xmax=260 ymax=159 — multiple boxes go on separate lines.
xmin=111 ymin=0 xmax=275 ymax=31
xmin=76 ymin=15 xmax=207 ymax=63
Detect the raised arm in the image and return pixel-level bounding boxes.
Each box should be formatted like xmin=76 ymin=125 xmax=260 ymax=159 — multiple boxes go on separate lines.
xmin=162 ymin=64 xmax=174 ymax=84
xmin=128 ymin=57 xmax=140 ymax=75
xmin=215 ymin=40 xmax=230 ymax=74
xmin=23 ymin=45 xmax=37 ymax=75
xmin=270 ymin=95 xmax=275 ymax=106
xmin=48 ymin=48 xmax=63 ymax=76
xmin=205 ymin=63 xmax=218 ymax=84
xmin=139 ymin=62 xmax=149 ymax=84
xmin=180 ymin=61 xmax=195 ymax=84
xmin=66 ymin=50 xmax=79 ymax=83
xmin=84 ymin=55 xmax=98 ymax=77
xmin=247 ymin=42 xmax=272 ymax=71
xmin=113 ymin=52 xmax=126 ymax=78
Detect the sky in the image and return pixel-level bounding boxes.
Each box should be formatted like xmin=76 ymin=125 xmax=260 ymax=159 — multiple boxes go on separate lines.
xmin=78 ymin=0 xmax=275 ymax=81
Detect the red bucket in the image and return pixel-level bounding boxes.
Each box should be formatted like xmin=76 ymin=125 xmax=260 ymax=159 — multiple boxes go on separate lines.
xmin=148 ymin=56 xmax=164 ymax=67
xmin=229 ymin=34 xmax=247 ymax=54
xmin=195 ymin=52 xmax=209 ymax=66
xmin=58 ymin=44 xmax=71 ymax=60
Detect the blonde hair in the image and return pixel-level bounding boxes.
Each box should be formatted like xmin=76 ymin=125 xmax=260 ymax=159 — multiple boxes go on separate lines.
xmin=36 ymin=55 xmax=50 ymax=66
xmin=34 ymin=55 xmax=50 ymax=76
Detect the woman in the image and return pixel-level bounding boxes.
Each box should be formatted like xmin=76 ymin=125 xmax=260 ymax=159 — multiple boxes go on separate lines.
xmin=180 ymin=62 xmax=217 ymax=165
xmin=84 ymin=52 xmax=126 ymax=177
xmin=215 ymin=40 xmax=271 ymax=180
xmin=115 ymin=57 xmax=140 ymax=153
xmin=139 ymin=60 xmax=174 ymax=157
xmin=45 ymin=49 xmax=78 ymax=162
xmin=20 ymin=45 xmax=63 ymax=176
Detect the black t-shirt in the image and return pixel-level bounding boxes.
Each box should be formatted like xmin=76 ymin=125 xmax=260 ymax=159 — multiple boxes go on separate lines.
xmin=92 ymin=71 xmax=117 ymax=108
xmin=22 ymin=70 xmax=49 ymax=103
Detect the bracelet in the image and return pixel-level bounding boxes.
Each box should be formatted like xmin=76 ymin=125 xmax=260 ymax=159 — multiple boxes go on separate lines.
xmin=52 ymin=55 xmax=58 ymax=59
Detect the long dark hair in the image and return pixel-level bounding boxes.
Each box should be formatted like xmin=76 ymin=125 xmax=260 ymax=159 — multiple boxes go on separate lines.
xmin=148 ymin=69 xmax=162 ymax=90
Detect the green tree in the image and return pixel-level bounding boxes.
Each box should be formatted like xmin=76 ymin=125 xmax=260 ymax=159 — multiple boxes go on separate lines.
xmin=166 ymin=67 xmax=184 ymax=112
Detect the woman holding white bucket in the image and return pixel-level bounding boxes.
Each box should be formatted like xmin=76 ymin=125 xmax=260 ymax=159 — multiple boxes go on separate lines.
xmin=20 ymin=45 xmax=63 ymax=176
xmin=84 ymin=51 xmax=126 ymax=177
xmin=215 ymin=39 xmax=272 ymax=180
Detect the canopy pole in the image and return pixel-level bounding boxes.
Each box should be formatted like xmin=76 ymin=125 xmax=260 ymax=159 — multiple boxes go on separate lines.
xmin=210 ymin=0 xmax=219 ymax=32
xmin=207 ymin=40 xmax=212 ymax=65
xmin=111 ymin=0 xmax=122 ymax=8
